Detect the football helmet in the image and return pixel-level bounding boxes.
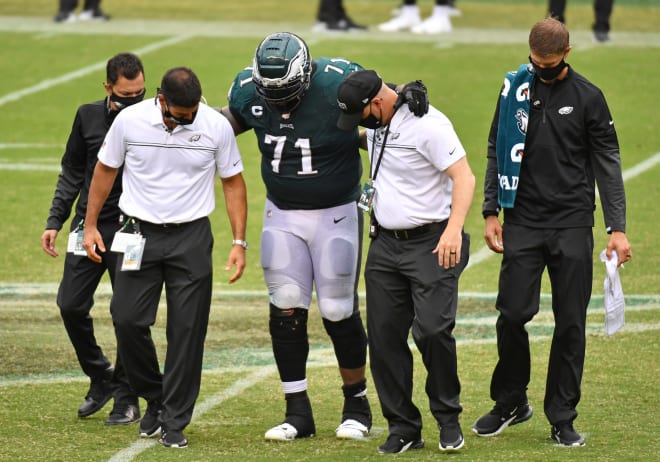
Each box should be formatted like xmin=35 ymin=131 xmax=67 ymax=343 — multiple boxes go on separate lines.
xmin=252 ymin=32 xmax=312 ymax=113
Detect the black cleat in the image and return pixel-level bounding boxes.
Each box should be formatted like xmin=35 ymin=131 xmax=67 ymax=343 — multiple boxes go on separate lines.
xmin=139 ymin=401 xmax=162 ymax=437
xmin=105 ymin=402 xmax=140 ymax=426
xmin=551 ymin=422 xmax=585 ymax=447
xmin=472 ymin=402 xmax=533 ymax=437
xmin=77 ymin=368 xmax=114 ymax=418
xmin=377 ymin=434 xmax=424 ymax=454
xmin=160 ymin=429 xmax=188 ymax=448
xmin=439 ymin=423 xmax=464 ymax=452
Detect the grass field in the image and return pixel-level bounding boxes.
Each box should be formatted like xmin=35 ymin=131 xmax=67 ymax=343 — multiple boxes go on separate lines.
xmin=0 ymin=1 xmax=658 ymax=461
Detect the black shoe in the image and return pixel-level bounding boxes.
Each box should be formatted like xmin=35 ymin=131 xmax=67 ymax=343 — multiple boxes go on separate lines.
xmin=78 ymin=8 xmax=111 ymax=21
xmin=472 ymin=402 xmax=533 ymax=437
xmin=105 ymin=402 xmax=140 ymax=426
xmin=139 ymin=401 xmax=162 ymax=437
xmin=159 ymin=429 xmax=188 ymax=448
xmin=439 ymin=424 xmax=464 ymax=452
xmin=551 ymin=422 xmax=585 ymax=447
xmin=593 ymin=30 xmax=610 ymax=43
xmin=326 ymin=16 xmax=367 ymax=31
xmin=377 ymin=434 xmax=424 ymax=454
xmin=53 ymin=11 xmax=76 ymax=22
xmin=77 ymin=369 xmax=114 ymax=417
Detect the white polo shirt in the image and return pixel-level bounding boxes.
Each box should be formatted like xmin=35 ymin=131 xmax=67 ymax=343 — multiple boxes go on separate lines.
xmin=98 ymin=98 xmax=243 ymax=224
xmin=366 ymin=105 xmax=466 ymax=229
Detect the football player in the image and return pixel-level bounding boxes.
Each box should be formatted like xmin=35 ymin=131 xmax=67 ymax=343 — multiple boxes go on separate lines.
xmin=219 ymin=32 xmax=427 ymax=441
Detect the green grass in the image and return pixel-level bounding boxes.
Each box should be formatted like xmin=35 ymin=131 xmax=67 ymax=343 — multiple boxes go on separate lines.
xmin=1 ymin=295 xmax=658 ymax=461
xmin=0 ymin=1 xmax=658 ymax=461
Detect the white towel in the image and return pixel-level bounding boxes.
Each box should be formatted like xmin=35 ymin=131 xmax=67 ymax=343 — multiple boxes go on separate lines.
xmin=599 ymin=249 xmax=625 ymax=336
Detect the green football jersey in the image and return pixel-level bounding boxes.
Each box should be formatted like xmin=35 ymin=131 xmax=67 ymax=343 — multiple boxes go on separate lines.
xmin=228 ymin=57 xmax=363 ymax=210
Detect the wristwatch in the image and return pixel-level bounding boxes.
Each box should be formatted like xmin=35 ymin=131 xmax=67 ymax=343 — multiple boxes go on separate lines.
xmin=232 ymin=239 xmax=248 ymax=250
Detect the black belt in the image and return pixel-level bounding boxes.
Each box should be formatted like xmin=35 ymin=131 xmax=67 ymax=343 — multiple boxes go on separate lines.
xmin=140 ymin=221 xmax=183 ymax=228
xmin=138 ymin=217 xmax=204 ymax=229
xmin=379 ymin=221 xmax=446 ymax=240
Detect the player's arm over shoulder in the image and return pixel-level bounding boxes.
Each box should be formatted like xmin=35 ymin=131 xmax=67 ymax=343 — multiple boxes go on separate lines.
xmin=221 ymin=67 xmax=255 ymax=135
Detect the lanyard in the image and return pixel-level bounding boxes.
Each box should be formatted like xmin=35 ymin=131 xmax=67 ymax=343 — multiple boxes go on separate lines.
xmin=369 ymin=124 xmax=390 ymax=183
xmin=368 ymin=105 xmax=400 ymax=182
xmin=118 ymin=217 xmax=141 ymax=234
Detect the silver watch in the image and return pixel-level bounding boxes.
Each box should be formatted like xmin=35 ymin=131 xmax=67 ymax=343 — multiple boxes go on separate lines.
xmin=232 ymin=239 xmax=248 ymax=250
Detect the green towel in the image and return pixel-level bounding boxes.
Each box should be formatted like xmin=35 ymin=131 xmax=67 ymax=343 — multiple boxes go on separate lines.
xmin=496 ymin=63 xmax=534 ymax=208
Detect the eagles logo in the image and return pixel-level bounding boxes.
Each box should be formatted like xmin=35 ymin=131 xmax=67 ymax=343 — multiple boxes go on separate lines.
xmin=515 ymin=108 xmax=528 ymax=135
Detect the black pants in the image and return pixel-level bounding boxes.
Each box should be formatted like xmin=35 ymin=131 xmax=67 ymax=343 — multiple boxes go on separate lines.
xmin=365 ymin=223 xmax=469 ymax=437
xmin=548 ymin=0 xmax=614 ymax=33
xmin=490 ymin=224 xmax=593 ymax=425
xmin=317 ymin=0 xmax=345 ymax=22
xmin=110 ymin=217 xmax=213 ymax=432
xmin=57 ymin=217 xmax=135 ymax=403
xmin=403 ymin=0 xmax=451 ymax=5
xmin=59 ymin=0 xmax=100 ymax=12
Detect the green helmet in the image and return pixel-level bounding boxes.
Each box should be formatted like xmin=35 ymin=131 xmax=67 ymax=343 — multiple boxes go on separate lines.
xmin=252 ymin=32 xmax=312 ymax=113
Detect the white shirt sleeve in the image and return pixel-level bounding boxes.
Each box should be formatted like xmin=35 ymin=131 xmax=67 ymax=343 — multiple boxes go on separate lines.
xmin=214 ymin=112 xmax=243 ymax=179
xmin=416 ymin=112 xmax=466 ymax=172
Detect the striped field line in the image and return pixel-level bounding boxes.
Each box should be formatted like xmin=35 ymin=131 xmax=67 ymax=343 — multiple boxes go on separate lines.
xmin=107 ymin=367 xmax=277 ymax=462
xmin=0 ymin=33 xmax=193 ymax=107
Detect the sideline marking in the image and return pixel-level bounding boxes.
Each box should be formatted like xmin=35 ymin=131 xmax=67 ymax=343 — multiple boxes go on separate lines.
xmin=107 ymin=367 xmax=276 ymax=462
xmin=0 ymin=143 xmax=61 ymax=149
xmin=2 ymin=311 xmax=657 ymax=460
xmin=1 ymin=14 xmax=659 ymax=108
xmin=2 ymin=300 xmax=658 ymax=388
xmin=0 ymin=34 xmax=192 ymax=107
xmin=1 ymin=16 xmax=659 ymax=46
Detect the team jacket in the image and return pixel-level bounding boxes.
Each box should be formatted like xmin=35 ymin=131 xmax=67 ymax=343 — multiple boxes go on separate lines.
xmin=46 ymin=99 xmax=122 ymax=231
xmin=483 ymin=66 xmax=626 ymax=232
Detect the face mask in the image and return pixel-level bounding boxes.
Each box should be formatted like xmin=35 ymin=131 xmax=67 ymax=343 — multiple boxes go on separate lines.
xmin=529 ymin=56 xmax=567 ymax=81
xmin=110 ymin=90 xmax=145 ymax=110
xmin=359 ymin=114 xmax=382 ymax=129
xmin=164 ymin=104 xmax=197 ymax=126
xmin=359 ymin=104 xmax=382 ymax=129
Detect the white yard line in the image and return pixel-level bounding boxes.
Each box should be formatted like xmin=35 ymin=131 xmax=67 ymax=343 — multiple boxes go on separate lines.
xmin=0 ymin=143 xmax=62 ymax=149
xmin=0 ymin=15 xmax=658 ymax=108
xmin=107 ymin=367 xmax=277 ymax=462
xmin=0 ymin=34 xmax=192 ymax=107
xmin=2 ymin=300 xmax=658 ymax=388
xmin=1 ymin=302 xmax=656 ymax=459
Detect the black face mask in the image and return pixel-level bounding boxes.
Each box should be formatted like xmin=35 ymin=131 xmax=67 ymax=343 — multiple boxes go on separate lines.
xmin=529 ymin=56 xmax=567 ymax=81
xmin=110 ymin=90 xmax=145 ymax=110
xmin=359 ymin=103 xmax=383 ymax=129
xmin=359 ymin=113 xmax=382 ymax=129
xmin=164 ymin=104 xmax=197 ymax=126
